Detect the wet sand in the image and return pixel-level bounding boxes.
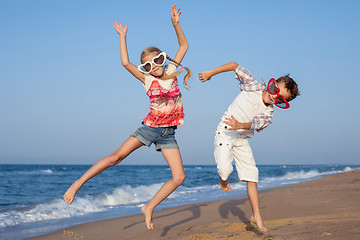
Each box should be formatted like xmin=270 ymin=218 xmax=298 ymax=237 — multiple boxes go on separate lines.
xmin=30 ymin=169 xmax=360 ymax=240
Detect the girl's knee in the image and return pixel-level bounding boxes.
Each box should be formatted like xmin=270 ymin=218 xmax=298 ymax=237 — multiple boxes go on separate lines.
xmin=173 ymin=173 xmax=186 ymax=186
xmin=108 ymin=152 xmax=125 ymax=166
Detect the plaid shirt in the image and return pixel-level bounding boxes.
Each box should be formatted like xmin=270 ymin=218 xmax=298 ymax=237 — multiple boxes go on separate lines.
xmin=235 ymin=65 xmax=272 ymax=132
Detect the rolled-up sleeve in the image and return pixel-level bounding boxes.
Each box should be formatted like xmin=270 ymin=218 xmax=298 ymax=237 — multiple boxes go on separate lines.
xmin=250 ymin=113 xmax=273 ymax=132
xmin=235 ymin=65 xmax=265 ymax=92
xmin=235 ymin=65 xmax=255 ymax=83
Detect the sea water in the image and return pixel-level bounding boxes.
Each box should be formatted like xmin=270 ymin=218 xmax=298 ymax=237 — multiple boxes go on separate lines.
xmin=0 ymin=164 xmax=358 ymax=239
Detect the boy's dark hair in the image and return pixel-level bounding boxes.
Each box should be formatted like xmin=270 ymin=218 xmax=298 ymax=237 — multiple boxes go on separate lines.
xmin=276 ymin=74 xmax=300 ymax=101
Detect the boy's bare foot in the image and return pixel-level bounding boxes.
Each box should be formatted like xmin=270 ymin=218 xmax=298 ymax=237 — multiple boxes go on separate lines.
xmin=219 ymin=176 xmax=231 ymax=191
xmin=141 ymin=204 xmax=154 ymax=230
xmin=63 ymin=180 xmax=81 ymax=205
xmin=250 ymin=215 xmax=268 ymax=232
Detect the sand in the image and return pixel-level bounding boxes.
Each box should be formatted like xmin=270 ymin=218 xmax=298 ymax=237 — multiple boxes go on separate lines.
xmin=29 ymin=169 xmax=360 ymax=240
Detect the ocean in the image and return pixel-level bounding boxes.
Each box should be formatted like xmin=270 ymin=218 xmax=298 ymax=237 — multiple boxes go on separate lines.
xmin=0 ymin=164 xmax=358 ymax=240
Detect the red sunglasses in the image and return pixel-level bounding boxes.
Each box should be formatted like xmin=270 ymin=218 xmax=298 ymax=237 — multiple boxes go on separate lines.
xmin=267 ymin=78 xmax=290 ymax=109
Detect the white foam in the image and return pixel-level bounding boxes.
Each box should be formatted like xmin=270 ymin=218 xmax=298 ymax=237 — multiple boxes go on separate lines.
xmin=262 ymin=167 xmax=355 ymax=182
xmin=8 ymin=169 xmax=56 ymax=176
xmin=1 ymin=166 xmax=357 ymax=229
xmin=103 ymin=183 xmax=164 ymax=206
xmin=343 ymin=167 xmax=353 ymax=172
xmin=0 ymin=183 xmax=165 ymax=228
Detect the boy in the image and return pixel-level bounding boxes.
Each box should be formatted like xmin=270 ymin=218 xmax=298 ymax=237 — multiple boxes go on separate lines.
xmin=199 ymin=62 xmax=300 ymax=232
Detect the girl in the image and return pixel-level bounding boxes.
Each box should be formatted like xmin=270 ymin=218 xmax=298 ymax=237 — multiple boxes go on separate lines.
xmin=63 ymin=5 xmax=190 ymax=230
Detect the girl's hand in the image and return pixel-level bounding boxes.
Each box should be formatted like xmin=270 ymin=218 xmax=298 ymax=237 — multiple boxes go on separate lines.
xmin=198 ymin=71 xmax=213 ymax=82
xmin=223 ymin=115 xmax=242 ymax=130
xmin=171 ymin=4 xmax=181 ymax=24
xmin=113 ymin=21 xmax=127 ymax=36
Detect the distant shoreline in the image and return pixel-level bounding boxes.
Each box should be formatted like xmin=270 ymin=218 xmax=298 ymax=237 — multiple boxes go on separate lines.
xmin=1 ymin=163 xmax=359 ymax=165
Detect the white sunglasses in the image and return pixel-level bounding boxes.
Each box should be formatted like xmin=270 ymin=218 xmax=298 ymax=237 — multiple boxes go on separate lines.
xmin=137 ymin=52 xmax=167 ymax=73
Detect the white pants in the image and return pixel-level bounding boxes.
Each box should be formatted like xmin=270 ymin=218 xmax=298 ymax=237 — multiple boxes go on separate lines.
xmin=214 ymin=123 xmax=259 ymax=182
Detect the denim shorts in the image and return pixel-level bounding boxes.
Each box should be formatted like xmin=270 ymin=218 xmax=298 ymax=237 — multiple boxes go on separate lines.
xmin=131 ymin=123 xmax=179 ymax=151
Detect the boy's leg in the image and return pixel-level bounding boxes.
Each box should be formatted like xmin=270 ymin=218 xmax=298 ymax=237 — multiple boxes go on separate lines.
xmin=214 ymin=130 xmax=233 ymax=191
xmin=232 ymin=139 xmax=266 ymax=232
xmin=141 ymin=148 xmax=185 ymax=229
xmin=63 ymin=136 xmax=144 ymax=205
xmin=247 ymin=181 xmax=267 ymax=233
xmin=218 ymin=175 xmax=231 ymax=191
xmin=233 ymin=139 xmax=259 ymax=182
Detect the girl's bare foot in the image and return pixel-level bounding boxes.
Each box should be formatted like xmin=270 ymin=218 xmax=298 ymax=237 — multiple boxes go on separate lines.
xmin=219 ymin=176 xmax=231 ymax=191
xmin=250 ymin=215 xmax=268 ymax=232
xmin=141 ymin=204 xmax=154 ymax=230
xmin=63 ymin=180 xmax=81 ymax=205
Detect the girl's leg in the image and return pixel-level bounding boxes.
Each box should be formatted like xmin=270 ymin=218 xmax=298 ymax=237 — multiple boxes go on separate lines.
xmin=246 ymin=181 xmax=267 ymax=232
xmin=141 ymin=148 xmax=185 ymax=229
xmin=63 ymin=136 xmax=144 ymax=205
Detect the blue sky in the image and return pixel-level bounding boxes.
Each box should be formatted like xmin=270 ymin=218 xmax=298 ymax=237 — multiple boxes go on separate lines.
xmin=1 ymin=0 xmax=359 ymax=165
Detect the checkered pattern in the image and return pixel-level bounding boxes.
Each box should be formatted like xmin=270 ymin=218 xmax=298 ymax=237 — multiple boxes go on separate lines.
xmin=235 ymin=65 xmax=272 ymax=132
xmin=250 ymin=113 xmax=272 ymax=132
xmin=235 ymin=66 xmax=266 ymax=92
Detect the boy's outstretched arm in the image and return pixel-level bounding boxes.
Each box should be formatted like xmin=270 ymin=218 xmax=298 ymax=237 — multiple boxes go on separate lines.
xmin=199 ymin=62 xmax=239 ymax=82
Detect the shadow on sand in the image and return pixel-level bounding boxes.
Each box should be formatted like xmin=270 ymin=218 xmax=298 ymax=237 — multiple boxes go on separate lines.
xmin=123 ymin=197 xmax=263 ymax=237
xmin=123 ymin=203 xmax=208 ymax=237
xmin=218 ymin=198 xmax=263 ymax=236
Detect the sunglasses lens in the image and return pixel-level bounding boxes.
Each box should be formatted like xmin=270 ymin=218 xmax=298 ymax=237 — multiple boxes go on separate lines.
xmin=143 ymin=63 xmax=151 ymax=72
xmin=268 ymin=82 xmax=279 ymax=94
xmin=276 ymin=96 xmax=287 ymax=107
xmin=277 ymin=96 xmax=284 ymax=103
xmin=154 ymin=54 xmax=165 ymax=65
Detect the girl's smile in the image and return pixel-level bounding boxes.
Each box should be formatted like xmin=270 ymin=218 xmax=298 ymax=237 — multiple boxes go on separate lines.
xmin=152 ymin=67 xmax=160 ymax=73
xmin=151 ymin=66 xmax=164 ymax=76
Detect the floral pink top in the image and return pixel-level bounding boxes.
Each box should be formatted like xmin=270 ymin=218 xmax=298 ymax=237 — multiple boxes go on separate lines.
xmin=142 ymin=64 xmax=184 ymax=127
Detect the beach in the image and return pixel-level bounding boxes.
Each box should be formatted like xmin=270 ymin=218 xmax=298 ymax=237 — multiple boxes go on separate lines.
xmin=29 ymin=169 xmax=360 ymax=240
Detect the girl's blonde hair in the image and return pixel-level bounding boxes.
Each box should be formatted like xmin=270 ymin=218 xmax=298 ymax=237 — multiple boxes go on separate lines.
xmin=140 ymin=47 xmax=191 ymax=88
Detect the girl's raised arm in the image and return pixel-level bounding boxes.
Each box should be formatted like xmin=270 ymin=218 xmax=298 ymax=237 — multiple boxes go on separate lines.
xmin=171 ymin=5 xmax=188 ymax=65
xmin=114 ymin=21 xmax=145 ymax=83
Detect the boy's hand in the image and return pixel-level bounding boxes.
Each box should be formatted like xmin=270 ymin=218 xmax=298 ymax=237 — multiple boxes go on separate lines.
xmin=223 ymin=115 xmax=242 ymax=130
xmin=114 ymin=21 xmax=127 ymax=36
xmin=199 ymin=71 xmax=213 ymax=82
xmin=171 ymin=4 xmax=181 ymax=24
